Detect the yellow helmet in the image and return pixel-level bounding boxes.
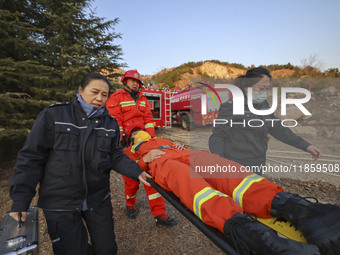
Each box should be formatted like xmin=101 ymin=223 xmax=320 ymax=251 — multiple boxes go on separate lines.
xmin=134 ymin=131 xmax=151 ymax=145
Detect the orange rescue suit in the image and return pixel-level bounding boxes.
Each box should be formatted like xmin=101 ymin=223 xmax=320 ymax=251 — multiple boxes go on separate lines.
xmin=122 ymin=145 xmax=166 ymax=217
xmin=107 ymin=89 xmax=162 ymax=217
xmin=106 ymin=89 xmax=155 ymax=140
xmin=127 ymin=138 xmax=284 ymax=233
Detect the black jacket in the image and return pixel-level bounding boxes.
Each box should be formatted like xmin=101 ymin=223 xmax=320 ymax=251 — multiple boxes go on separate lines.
xmin=9 ymin=100 xmax=143 ymax=212
xmin=209 ymin=99 xmax=310 ymax=167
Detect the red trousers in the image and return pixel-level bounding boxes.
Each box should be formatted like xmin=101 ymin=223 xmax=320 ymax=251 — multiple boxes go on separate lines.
xmin=123 ymin=176 xmax=165 ymax=217
xmin=148 ymin=150 xmax=284 ymax=233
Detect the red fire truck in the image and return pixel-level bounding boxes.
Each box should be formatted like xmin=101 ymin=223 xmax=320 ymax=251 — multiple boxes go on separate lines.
xmin=142 ymin=83 xmax=231 ymax=130
xmin=171 ymin=83 xmax=231 ymax=130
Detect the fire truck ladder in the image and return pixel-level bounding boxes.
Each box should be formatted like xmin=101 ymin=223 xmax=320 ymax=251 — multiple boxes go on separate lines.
xmin=164 ymin=90 xmax=172 ymax=128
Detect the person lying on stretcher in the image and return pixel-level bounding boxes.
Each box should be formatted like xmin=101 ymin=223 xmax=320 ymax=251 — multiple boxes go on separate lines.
xmin=125 ymin=129 xmax=340 ymax=255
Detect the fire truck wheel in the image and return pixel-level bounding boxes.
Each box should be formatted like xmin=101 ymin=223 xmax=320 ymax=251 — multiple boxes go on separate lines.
xmin=180 ymin=115 xmax=195 ymax=130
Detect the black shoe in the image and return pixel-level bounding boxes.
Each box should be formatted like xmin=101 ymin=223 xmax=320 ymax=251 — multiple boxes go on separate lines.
xmin=154 ymin=214 xmax=178 ymax=227
xmin=271 ymin=192 xmax=340 ymax=255
xmin=224 ymin=212 xmax=320 ymax=255
xmin=126 ymin=206 xmax=137 ymax=219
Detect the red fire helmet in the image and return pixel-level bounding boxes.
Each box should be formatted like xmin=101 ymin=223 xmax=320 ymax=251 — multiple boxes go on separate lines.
xmin=121 ymin=69 xmax=142 ymax=87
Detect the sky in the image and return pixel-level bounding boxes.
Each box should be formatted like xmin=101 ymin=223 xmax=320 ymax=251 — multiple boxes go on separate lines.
xmin=91 ymin=0 xmax=340 ymax=75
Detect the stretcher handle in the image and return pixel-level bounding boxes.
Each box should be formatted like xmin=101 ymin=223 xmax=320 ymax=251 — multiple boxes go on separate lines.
xmin=147 ymin=178 xmax=239 ymax=255
xmin=18 ymin=212 xmax=23 ymax=228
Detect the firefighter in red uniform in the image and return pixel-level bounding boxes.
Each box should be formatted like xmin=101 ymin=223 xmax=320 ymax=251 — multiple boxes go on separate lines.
xmin=106 ymin=69 xmax=177 ymax=227
xmin=126 ymin=130 xmax=340 ymax=255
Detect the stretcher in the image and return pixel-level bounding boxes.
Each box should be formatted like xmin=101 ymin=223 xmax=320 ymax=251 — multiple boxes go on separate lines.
xmin=147 ymin=178 xmax=306 ymax=254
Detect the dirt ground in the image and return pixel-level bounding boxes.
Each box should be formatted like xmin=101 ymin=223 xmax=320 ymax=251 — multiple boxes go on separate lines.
xmin=1 ymin=88 xmax=339 ymax=254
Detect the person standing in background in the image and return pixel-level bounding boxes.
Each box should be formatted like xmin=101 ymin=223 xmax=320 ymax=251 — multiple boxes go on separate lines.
xmin=209 ymin=67 xmax=321 ymax=174
xmin=106 ymin=69 xmax=177 ymax=227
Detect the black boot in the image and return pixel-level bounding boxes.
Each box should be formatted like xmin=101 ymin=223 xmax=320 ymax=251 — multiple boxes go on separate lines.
xmin=126 ymin=205 xmax=137 ymax=219
xmin=154 ymin=214 xmax=178 ymax=227
xmin=271 ymin=191 xmax=340 ymax=255
xmin=224 ymin=212 xmax=319 ymax=255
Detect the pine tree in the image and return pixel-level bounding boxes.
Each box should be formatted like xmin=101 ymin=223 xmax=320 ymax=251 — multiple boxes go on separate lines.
xmin=0 ymin=0 xmax=125 ymax=142
xmin=34 ymin=0 xmax=125 ymax=89
xmin=0 ymin=0 xmax=125 ymax=92
xmin=0 ymin=0 xmax=53 ymax=92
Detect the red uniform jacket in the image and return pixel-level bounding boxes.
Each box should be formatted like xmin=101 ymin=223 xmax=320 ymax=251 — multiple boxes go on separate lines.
xmin=106 ymin=89 xmax=155 ymax=140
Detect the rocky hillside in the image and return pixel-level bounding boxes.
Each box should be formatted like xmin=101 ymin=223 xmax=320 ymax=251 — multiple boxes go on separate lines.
xmin=106 ymin=61 xmax=338 ymax=90
xmin=172 ymin=62 xmax=245 ymax=88
xmin=149 ymin=61 xmax=298 ymax=89
xmin=198 ymin=61 xmax=245 ymax=79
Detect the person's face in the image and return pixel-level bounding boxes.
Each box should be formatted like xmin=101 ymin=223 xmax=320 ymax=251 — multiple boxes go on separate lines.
xmin=128 ymin=130 xmax=139 ymax=146
xmin=245 ymin=75 xmax=272 ymax=94
xmin=125 ymin=78 xmax=140 ymax=91
xmin=131 ymin=132 xmax=137 ymax=139
xmin=78 ymin=79 xmax=109 ymax=108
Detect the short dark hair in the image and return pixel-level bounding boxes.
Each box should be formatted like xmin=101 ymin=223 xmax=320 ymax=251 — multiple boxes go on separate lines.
xmin=239 ymin=67 xmax=272 ymax=91
xmin=80 ymin=73 xmax=111 ymax=90
xmin=233 ymin=75 xmax=245 ymax=87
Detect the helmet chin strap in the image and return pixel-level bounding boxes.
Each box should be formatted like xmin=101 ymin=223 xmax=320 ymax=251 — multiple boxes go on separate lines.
xmin=128 ymin=137 xmax=135 ymax=146
xmin=124 ymin=84 xmax=139 ymax=94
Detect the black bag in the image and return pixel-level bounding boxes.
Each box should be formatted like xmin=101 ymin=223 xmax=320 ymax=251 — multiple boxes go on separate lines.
xmin=0 ymin=207 xmax=38 ymax=255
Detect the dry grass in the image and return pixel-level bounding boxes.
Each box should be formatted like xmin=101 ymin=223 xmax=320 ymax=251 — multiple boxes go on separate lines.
xmin=106 ymin=171 xmax=224 ymax=255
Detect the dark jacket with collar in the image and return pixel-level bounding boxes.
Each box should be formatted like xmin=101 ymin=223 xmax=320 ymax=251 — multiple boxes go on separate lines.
xmin=209 ymin=99 xmax=310 ymax=167
xmin=9 ymin=99 xmax=143 ymax=212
